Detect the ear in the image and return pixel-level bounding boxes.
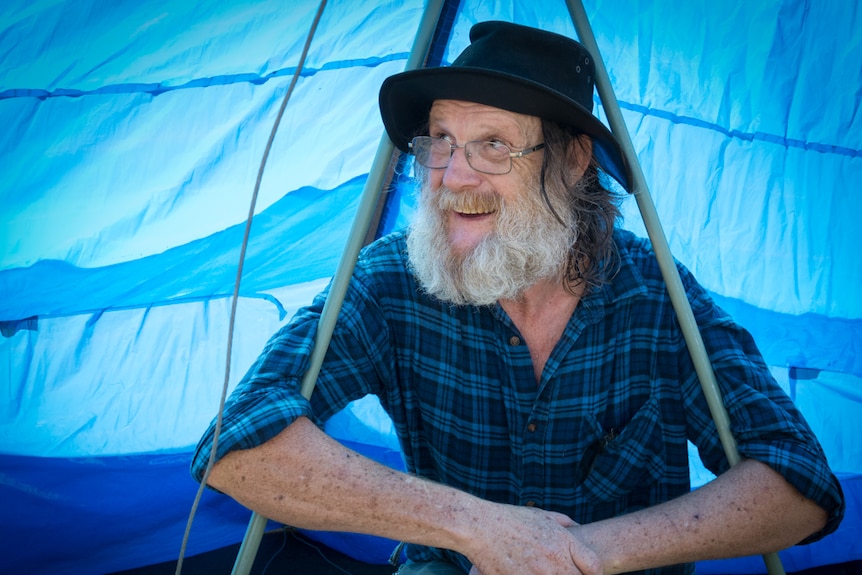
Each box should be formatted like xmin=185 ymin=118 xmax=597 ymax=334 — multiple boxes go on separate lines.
xmin=568 ymin=135 xmax=593 ymax=182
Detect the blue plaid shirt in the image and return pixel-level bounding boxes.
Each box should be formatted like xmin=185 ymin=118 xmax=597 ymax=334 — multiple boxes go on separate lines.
xmin=193 ymin=229 xmax=843 ymax=574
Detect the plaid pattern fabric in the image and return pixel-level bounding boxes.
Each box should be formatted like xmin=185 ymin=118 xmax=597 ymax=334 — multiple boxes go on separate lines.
xmin=193 ymin=229 xmax=843 ymax=575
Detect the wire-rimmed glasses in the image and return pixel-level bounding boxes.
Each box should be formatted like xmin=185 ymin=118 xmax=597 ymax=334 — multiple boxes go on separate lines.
xmin=408 ymin=136 xmax=545 ymax=175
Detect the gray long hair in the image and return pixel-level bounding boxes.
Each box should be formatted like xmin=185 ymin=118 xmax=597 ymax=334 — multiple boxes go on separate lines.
xmin=538 ymin=120 xmax=624 ymax=294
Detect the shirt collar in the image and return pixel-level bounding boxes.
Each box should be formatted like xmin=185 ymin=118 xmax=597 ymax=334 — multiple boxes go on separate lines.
xmin=576 ymin=228 xmax=649 ymax=326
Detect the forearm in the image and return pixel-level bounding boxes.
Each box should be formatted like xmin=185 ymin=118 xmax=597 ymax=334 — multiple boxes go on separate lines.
xmin=207 ymin=416 xmax=482 ymax=552
xmin=578 ymin=459 xmax=828 ymax=574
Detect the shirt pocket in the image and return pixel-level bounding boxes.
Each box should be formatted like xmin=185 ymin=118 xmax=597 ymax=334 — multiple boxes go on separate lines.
xmin=574 ymin=396 xmax=667 ymax=503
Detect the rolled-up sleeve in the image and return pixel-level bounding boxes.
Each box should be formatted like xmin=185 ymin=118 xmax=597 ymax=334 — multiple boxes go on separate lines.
xmin=680 ymin=266 xmax=845 ymax=542
xmin=190 ymin=302 xmax=321 ymax=484
xmin=190 ymin=268 xmax=386 ymax=484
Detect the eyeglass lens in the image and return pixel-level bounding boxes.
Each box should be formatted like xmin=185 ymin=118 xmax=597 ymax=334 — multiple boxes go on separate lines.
xmin=411 ymin=137 xmax=515 ymax=175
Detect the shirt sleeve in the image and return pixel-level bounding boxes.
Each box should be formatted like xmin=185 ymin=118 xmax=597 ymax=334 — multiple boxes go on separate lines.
xmin=190 ymin=261 xmax=394 ymax=485
xmin=677 ymin=263 xmax=845 ymax=543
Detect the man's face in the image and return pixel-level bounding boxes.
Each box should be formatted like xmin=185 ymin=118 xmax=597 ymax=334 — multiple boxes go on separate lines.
xmin=426 ymin=99 xmax=545 ymax=256
xmin=406 ymin=100 xmax=576 ymax=306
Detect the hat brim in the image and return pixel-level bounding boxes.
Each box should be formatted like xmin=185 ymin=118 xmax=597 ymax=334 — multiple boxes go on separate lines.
xmin=379 ymin=67 xmax=631 ymax=190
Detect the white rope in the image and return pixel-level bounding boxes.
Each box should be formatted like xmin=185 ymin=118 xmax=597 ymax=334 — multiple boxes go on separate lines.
xmin=174 ymin=2 xmax=329 ymax=573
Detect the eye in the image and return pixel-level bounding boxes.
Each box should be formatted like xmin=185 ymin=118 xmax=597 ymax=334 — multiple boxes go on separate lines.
xmin=479 ymin=141 xmax=511 ymax=159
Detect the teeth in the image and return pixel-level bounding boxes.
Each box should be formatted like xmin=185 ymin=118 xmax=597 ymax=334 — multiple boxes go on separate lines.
xmin=450 ymin=195 xmax=498 ymax=215
xmin=436 ymin=189 xmax=500 ymax=215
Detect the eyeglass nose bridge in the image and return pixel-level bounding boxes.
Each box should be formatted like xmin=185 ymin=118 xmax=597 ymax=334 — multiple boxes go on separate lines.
xmin=446 ymin=141 xmax=473 ymax=165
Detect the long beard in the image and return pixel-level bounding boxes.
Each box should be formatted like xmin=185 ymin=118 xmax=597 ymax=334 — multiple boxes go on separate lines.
xmin=407 ymin=180 xmax=575 ymax=306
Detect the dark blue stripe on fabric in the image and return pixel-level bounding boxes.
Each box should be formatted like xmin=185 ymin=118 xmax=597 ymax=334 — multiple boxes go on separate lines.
xmin=0 ymin=438 xmax=405 ymax=573
xmin=425 ymin=0 xmax=463 ymax=67
xmin=617 ymin=101 xmax=862 ymax=158
xmin=2 ymin=55 xmax=858 ymax=161
xmin=0 ymin=176 xmax=368 ymax=321
xmin=0 ymin=53 xmax=409 ymax=100
xmin=709 ymin=292 xmax=862 ymax=379
xmin=0 ymin=452 xmax=265 ymax=575
xmin=1 ymin=448 xmax=859 ymax=574
xmin=2 ymin=220 xmax=860 ymax=382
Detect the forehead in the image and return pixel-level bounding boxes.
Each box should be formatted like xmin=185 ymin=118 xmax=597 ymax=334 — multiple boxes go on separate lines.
xmin=428 ymin=100 xmax=540 ymax=139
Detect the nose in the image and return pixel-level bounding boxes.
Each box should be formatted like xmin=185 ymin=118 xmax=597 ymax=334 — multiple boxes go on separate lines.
xmin=441 ymin=145 xmax=482 ymax=190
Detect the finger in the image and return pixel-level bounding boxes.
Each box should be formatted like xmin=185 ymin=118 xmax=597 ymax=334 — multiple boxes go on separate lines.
xmin=568 ymin=529 xmax=602 ymax=575
xmin=546 ymin=509 xmax=578 ymax=528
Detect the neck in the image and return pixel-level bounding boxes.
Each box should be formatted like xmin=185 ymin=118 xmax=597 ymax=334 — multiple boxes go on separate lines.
xmin=500 ymin=276 xmax=580 ymax=317
xmin=499 ymin=278 xmax=582 ymax=383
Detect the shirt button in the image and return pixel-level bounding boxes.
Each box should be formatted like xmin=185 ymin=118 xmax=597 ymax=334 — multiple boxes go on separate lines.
xmin=525 ymin=501 xmax=536 ymax=507
xmin=509 ymin=335 xmax=521 ymax=346
xmin=527 ymin=422 xmax=537 ymax=432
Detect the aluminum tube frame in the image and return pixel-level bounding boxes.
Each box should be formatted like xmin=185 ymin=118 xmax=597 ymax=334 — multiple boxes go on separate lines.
xmin=228 ymin=2 xmax=446 ymax=574
xmin=564 ymin=1 xmax=786 ymax=574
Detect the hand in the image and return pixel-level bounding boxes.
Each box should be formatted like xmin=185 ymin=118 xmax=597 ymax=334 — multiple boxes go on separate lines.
xmin=463 ymin=504 xmax=602 ymax=575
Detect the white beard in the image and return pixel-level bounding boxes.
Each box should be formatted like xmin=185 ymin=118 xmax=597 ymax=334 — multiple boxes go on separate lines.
xmin=406 ymin=179 xmax=576 ymax=306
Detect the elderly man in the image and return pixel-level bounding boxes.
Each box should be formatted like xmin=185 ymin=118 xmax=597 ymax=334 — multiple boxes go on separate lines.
xmin=192 ymin=21 xmax=843 ymax=575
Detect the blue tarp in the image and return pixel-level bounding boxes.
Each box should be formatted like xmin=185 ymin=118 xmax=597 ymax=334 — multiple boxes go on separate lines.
xmin=1 ymin=1 xmax=860 ymax=573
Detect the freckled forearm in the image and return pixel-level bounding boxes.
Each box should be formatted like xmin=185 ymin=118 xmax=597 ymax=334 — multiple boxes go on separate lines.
xmin=207 ymin=416 xmax=483 ymax=553
xmin=574 ymin=459 xmax=827 ymax=574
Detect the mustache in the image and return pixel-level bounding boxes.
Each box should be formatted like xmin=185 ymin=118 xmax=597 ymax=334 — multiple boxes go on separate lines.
xmin=431 ymin=186 xmax=502 ymax=215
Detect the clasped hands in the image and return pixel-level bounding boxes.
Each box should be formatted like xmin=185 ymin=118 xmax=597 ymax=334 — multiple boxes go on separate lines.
xmin=463 ymin=504 xmax=603 ymax=575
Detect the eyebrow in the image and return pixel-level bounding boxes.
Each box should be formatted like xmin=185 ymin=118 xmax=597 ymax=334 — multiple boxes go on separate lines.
xmin=427 ymin=119 xmax=529 ymax=147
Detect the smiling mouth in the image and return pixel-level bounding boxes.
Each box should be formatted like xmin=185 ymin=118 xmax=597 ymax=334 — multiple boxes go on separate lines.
xmin=445 ymin=194 xmax=500 ymax=216
xmin=456 ymin=207 xmax=494 ymax=217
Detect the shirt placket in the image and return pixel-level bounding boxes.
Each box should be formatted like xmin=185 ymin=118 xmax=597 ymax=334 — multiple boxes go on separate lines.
xmin=494 ymin=308 xmax=553 ymax=508
xmin=503 ymin=303 xmax=592 ymax=510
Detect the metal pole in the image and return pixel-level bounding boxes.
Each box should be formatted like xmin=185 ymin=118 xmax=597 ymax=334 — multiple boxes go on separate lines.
xmin=563 ymin=2 xmax=786 ymax=574
xmin=229 ymin=2 xmax=447 ymax=574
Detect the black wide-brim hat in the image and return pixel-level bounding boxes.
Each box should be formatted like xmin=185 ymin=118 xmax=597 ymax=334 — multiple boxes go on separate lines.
xmin=379 ymin=21 xmax=632 ymax=191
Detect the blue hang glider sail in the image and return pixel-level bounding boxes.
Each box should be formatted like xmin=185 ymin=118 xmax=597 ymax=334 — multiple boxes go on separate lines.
xmin=1 ymin=1 xmax=859 ymax=574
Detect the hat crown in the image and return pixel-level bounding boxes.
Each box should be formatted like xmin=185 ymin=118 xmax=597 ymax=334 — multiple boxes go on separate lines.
xmin=453 ymin=21 xmax=595 ymax=114
xmin=377 ymin=21 xmax=632 ymax=190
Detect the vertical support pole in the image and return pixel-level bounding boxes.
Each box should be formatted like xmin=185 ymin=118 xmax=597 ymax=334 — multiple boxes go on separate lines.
xmin=563 ymin=2 xmax=786 ymax=574
xmin=228 ymin=2 xmax=447 ymax=574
